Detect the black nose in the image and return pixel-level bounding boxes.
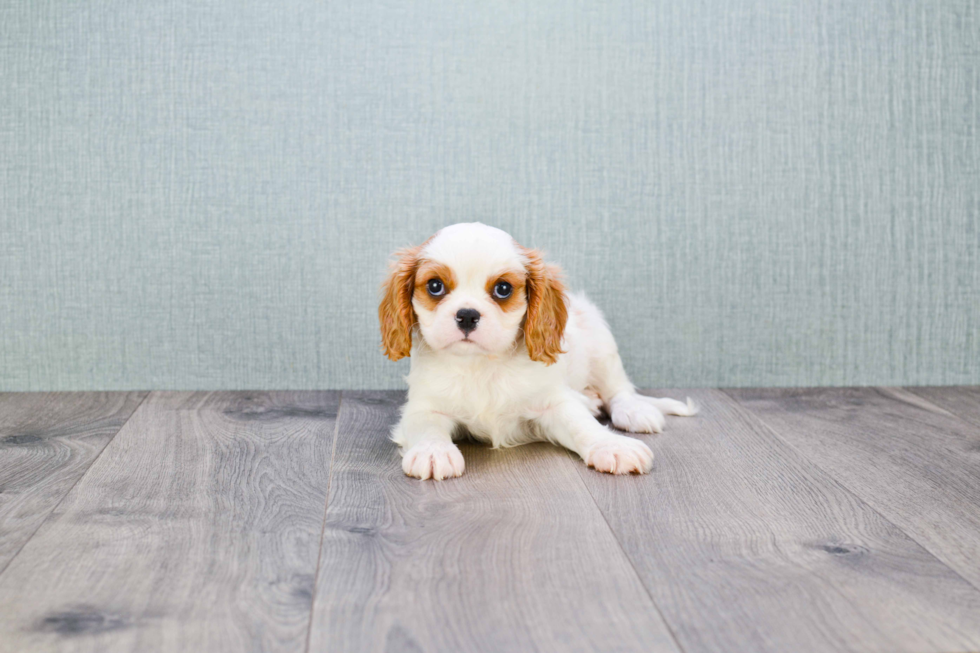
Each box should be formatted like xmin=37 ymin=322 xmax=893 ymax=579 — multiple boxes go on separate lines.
xmin=455 ymin=308 xmax=481 ymax=335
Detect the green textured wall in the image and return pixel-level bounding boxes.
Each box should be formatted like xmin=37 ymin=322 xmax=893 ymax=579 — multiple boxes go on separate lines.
xmin=1 ymin=1 xmax=978 ymax=390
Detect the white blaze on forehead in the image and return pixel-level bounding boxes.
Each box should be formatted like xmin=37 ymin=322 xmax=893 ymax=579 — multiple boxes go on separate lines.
xmin=422 ymin=223 xmax=524 ymax=286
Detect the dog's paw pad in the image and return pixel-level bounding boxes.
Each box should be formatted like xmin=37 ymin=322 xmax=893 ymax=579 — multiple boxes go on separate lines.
xmin=402 ymin=440 xmax=465 ymax=480
xmin=585 ymin=438 xmax=654 ymax=475
xmin=609 ymin=394 xmax=666 ymax=433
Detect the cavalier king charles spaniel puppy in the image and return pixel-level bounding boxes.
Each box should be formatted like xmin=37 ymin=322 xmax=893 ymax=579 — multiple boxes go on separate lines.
xmin=379 ymin=222 xmax=696 ymax=480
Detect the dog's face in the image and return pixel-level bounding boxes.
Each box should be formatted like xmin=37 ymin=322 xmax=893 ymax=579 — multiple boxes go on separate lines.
xmin=379 ymin=223 xmax=567 ymax=364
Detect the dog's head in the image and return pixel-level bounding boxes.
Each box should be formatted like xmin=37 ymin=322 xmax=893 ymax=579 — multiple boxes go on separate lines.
xmin=379 ymin=223 xmax=567 ymax=364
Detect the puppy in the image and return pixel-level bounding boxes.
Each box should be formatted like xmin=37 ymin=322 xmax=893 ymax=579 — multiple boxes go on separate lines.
xmin=379 ymin=222 xmax=695 ymax=480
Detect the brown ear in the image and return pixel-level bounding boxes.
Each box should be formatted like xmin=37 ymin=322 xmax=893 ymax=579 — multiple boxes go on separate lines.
xmin=522 ymin=248 xmax=568 ymax=365
xmin=379 ymin=246 xmax=421 ymax=361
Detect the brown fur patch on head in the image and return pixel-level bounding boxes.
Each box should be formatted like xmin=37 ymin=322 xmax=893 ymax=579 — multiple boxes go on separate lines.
xmin=486 ymin=270 xmax=527 ymax=313
xmin=521 ymin=248 xmax=568 ymax=365
xmin=379 ymin=246 xmax=422 ymax=360
xmin=413 ymin=261 xmax=457 ymax=312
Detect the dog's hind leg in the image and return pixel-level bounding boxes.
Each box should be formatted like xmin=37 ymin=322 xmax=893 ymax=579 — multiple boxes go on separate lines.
xmin=577 ymin=298 xmax=696 ymax=433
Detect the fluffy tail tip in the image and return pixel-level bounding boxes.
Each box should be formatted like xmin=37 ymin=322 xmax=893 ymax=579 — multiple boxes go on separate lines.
xmin=684 ymin=397 xmax=700 ymax=416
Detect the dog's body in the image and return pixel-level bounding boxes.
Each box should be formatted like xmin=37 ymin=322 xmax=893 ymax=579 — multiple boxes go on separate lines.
xmin=380 ymin=223 xmax=695 ymax=480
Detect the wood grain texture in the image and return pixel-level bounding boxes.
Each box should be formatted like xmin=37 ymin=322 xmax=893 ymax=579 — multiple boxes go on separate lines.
xmin=728 ymin=386 xmax=980 ymax=592
xmin=906 ymin=386 xmax=980 ymax=429
xmin=0 ymin=391 xmax=338 ymax=653
xmin=576 ymin=389 xmax=980 ymax=653
xmin=0 ymin=392 xmax=145 ymax=573
xmin=308 ymin=391 xmax=680 ymax=653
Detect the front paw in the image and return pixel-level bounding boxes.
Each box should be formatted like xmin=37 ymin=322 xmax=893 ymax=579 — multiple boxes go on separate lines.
xmin=585 ymin=437 xmax=654 ymax=475
xmin=402 ymin=440 xmax=465 ymax=480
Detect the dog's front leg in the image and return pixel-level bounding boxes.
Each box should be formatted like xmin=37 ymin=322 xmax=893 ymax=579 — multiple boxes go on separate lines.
xmin=534 ymin=394 xmax=654 ymax=475
xmin=392 ymin=408 xmax=465 ymax=480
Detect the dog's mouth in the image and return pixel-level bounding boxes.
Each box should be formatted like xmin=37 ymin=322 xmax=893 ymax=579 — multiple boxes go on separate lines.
xmin=452 ymin=338 xmax=485 ymax=351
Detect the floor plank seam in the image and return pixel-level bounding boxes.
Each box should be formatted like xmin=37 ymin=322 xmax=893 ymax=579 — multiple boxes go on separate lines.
xmin=719 ymin=388 xmax=980 ymax=598
xmin=903 ymin=387 xmax=980 ymax=429
xmin=0 ymin=391 xmax=150 ymax=579
xmin=567 ymin=448 xmax=689 ymax=653
xmin=875 ymin=387 xmax=964 ymax=421
xmin=304 ymin=390 xmax=343 ymax=653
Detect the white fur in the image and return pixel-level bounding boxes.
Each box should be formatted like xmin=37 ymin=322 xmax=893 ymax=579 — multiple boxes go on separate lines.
xmin=389 ymin=223 xmax=696 ymax=479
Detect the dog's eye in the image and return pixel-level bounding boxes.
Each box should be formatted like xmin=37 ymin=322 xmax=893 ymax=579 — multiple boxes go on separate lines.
xmin=493 ymin=281 xmax=513 ymax=299
xmin=427 ymin=279 xmax=446 ymax=297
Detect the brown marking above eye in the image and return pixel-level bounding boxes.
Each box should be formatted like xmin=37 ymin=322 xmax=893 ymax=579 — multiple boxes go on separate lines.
xmin=486 ymin=271 xmax=526 ymax=312
xmin=413 ymin=261 xmax=457 ymax=311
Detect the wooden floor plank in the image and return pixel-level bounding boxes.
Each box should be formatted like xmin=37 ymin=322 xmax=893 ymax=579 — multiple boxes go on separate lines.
xmin=728 ymin=386 xmax=980 ymax=592
xmin=575 ymin=389 xmax=980 ymax=653
xmin=0 ymin=391 xmax=339 ymax=653
xmin=0 ymin=392 xmax=145 ymax=573
xmin=905 ymin=385 xmax=980 ymax=429
xmin=308 ymin=391 xmax=681 ymax=653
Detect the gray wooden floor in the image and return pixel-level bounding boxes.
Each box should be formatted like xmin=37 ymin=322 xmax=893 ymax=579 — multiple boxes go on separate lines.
xmin=1 ymin=388 xmax=979 ymax=653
